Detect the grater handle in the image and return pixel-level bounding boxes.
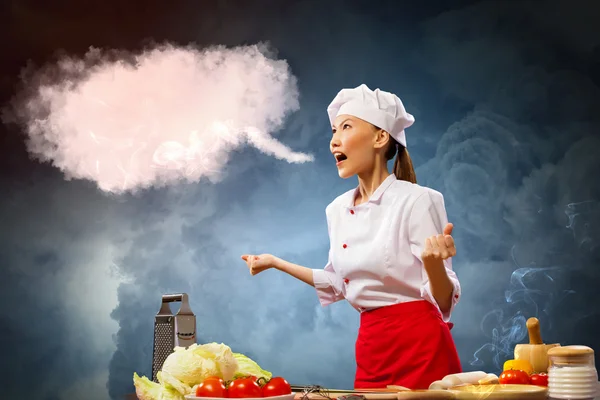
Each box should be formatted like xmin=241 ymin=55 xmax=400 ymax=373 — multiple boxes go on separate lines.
xmin=162 ymin=294 xmax=185 ymax=303
xmin=161 ymin=293 xmax=194 ymax=315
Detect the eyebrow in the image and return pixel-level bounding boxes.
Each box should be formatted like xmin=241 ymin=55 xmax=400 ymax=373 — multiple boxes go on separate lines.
xmin=332 ymin=118 xmax=353 ymax=130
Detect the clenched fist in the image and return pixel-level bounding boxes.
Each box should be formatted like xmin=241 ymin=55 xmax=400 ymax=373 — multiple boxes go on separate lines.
xmin=421 ymin=223 xmax=457 ymax=262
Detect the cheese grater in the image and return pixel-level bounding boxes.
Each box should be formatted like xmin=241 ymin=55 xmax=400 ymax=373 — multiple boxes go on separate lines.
xmin=152 ymin=293 xmax=196 ymax=382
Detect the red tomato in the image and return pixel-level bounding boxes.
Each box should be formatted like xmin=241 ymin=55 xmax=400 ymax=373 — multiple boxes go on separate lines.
xmin=228 ymin=377 xmax=263 ymax=398
xmin=499 ymin=370 xmax=530 ymax=385
xmin=530 ymin=373 xmax=548 ymax=387
xmin=262 ymin=377 xmax=292 ymax=397
xmin=236 ymin=376 xmax=264 ymax=386
xmin=196 ymin=377 xmax=228 ymax=398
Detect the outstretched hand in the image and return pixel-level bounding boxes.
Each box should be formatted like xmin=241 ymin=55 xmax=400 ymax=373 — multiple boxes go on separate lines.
xmin=421 ymin=223 xmax=456 ymax=262
xmin=241 ymin=253 xmax=280 ymax=275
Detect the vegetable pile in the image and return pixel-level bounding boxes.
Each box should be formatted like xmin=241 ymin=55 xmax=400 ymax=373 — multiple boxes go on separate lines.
xmin=133 ymin=342 xmax=281 ymax=400
xmin=498 ymin=359 xmax=548 ymax=387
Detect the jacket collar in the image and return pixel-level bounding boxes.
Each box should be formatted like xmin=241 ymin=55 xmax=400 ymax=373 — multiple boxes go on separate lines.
xmin=345 ymin=174 xmax=396 ymax=209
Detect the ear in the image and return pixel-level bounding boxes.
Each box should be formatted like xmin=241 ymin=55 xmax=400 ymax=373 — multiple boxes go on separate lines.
xmin=373 ymin=128 xmax=390 ymax=150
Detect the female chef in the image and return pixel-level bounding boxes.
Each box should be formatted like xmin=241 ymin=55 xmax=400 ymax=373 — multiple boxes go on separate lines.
xmin=241 ymin=84 xmax=462 ymax=389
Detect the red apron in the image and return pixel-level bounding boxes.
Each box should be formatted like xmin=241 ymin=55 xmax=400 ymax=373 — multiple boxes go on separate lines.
xmin=354 ymin=300 xmax=462 ymax=390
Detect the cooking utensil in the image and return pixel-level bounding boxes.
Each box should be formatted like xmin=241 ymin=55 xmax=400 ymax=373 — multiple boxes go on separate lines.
xmin=290 ymin=385 xmax=409 ymax=400
xmin=290 ymin=386 xmax=410 ymax=394
xmin=513 ymin=317 xmax=560 ymax=373
xmin=294 ymin=392 xmax=398 ymax=400
xmin=294 ymin=389 xmax=453 ymax=400
xmin=152 ymin=293 xmax=196 ymax=382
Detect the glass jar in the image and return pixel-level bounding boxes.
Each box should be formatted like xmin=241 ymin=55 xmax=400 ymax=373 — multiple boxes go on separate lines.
xmin=547 ymin=345 xmax=598 ymax=400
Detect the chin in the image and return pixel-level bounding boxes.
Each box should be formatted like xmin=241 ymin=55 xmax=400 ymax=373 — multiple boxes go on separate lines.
xmin=337 ymin=167 xmax=355 ymax=179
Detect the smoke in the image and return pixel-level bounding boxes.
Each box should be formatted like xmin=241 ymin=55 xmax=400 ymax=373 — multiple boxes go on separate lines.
xmin=0 ymin=176 xmax=127 ymax=400
xmin=3 ymin=43 xmax=312 ymax=194
xmin=415 ymin=0 xmax=600 ymax=373
xmin=566 ymin=201 xmax=600 ymax=258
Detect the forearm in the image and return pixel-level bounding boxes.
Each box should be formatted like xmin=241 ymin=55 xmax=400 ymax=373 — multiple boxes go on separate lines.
xmin=423 ymin=258 xmax=454 ymax=313
xmin=275 ymin=258 xmax=315 ymax=287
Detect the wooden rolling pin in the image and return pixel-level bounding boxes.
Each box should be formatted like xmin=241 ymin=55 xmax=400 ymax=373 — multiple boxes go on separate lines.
xmin=513 ymin=317 xmax=560 ymax=373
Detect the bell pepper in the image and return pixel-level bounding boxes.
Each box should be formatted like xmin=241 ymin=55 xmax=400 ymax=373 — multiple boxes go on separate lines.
xmin=503 ymin=359 xmax=534 ymax=375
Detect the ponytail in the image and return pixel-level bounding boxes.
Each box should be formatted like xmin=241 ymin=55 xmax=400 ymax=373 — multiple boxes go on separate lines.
xmin=380 ymin=128 xmax=417 ymax=184
xmin=393 ymin=145 xmax=417 ymax=183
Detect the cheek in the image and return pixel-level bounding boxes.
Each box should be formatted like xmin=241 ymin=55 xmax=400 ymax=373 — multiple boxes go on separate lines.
xmin=344 ymin=132 xmax=371 ymax=154
xmin=348 ymin=139 xmax=374 ymax=163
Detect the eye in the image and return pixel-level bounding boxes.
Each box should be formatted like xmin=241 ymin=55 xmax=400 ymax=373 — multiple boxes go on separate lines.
xmin=343 ymin=124 xmax=351 ymax=129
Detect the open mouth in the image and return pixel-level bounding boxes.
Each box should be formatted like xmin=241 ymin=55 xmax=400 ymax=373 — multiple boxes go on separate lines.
xmin=334 ymin=152 xmax=347 ymax=164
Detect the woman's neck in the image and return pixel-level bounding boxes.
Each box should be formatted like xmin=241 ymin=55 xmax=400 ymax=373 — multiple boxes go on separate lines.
xmin=355 ymin=162 xmax=392 ymax=206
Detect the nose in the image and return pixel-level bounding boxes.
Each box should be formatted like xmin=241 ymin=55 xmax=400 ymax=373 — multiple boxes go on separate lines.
xmin=330 ymin=132 xmax=341 ymax=151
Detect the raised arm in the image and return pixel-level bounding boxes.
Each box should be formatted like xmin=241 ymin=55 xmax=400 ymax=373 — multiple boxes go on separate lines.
xmin=408 ymin=190 xmax=461 ymax=321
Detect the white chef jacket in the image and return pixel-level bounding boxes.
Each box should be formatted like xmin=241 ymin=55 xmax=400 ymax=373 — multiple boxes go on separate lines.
xmin=312 ymin=174 xmax=461 ymax=322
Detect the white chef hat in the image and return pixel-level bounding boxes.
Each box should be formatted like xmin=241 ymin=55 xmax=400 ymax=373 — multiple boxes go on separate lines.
xmin=327 ymin=84 xmax=415 ymax=148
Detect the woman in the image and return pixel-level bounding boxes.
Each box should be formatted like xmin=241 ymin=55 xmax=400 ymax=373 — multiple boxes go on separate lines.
xmin=241 ymin=84 xmax=462 ymax=390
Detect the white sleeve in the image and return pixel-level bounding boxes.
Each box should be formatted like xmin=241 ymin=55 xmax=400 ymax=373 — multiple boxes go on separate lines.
xmin=408 ymin=190 xmax=461 ymax=322
xmin=312 ymin=205 xmax=345 ymax=307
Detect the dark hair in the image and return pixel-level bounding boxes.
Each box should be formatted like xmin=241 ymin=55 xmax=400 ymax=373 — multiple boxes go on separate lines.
xmin=384 ymin=137 xmax=417 ymax=183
